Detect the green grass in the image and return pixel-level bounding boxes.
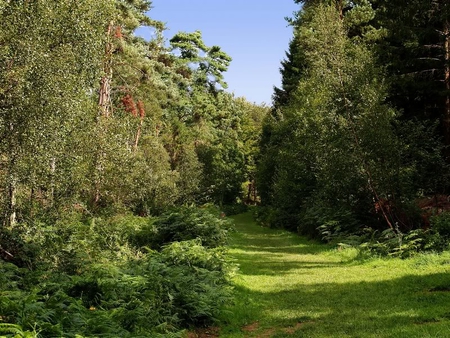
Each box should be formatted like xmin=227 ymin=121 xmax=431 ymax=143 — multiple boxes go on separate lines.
xmin=219 ymin=213 xmax=450 ymax=337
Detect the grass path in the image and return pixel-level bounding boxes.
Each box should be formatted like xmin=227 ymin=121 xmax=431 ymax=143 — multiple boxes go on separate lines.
xmin=219 ymin=213 xmax=450 ymax=337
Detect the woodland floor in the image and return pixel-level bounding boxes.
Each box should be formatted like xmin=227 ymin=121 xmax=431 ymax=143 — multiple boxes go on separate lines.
xmin=188 ymin=212 xmax=450 ymax=338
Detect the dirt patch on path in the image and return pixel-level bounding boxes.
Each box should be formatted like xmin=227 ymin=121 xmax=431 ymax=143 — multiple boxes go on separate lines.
xmin=242 ymin=321 xmax=260 ymax=332
xmin=241 ymin=321 xmax=305 ymax=337
xmin=242 ymin=322 xmax=275 ymax=337
xmin=282 ymin=322 xmax=304 ymax=334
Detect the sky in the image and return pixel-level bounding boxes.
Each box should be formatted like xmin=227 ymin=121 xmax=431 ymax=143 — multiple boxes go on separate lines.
xmin=136 ymin=0 xmax=300 ymax=105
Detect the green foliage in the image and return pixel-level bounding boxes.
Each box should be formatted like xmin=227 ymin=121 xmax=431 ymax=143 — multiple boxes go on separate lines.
xmin=358 ymin=224 xmax=450 ymax=258
xmin=312 ymin=205 xmax=360 ymax=243
xmin=0 ymin=0 xmax=115 ymax=226
xmin=258 ymin=1 xmax=450 ymax=246
xmin=170 ymin=30 xmax=232 ymax=91
xmin=430 ymin=212 xmax=450 ymax=239
xmin=196 ymin=140 xmax=246 ymax=206
xmin=221 ymin=204 xmax=249 ymax=216
xmin=0 ymin=0 xmax=261 ymax=333
xmin=149 ymin=207 xmax=233 ymax=249
xmin=158 ymin=240 xmax=233 ymax=326
xmin=0 ymin=0 xmax=261 ymax=223
xmin=0 ymin=0 xmax=260 ymax=337
xmin=374 ymin=0 xmax=450 ymax=128
xmin=0 ymin=323 xmax=37 ymax=338
xmin=8 ymin=0 xmax=450 ymax=334
xmin=0 ymin=208 xmax=233 ymax=337
xmin=394 ymin=119 xmax=450 ymax=196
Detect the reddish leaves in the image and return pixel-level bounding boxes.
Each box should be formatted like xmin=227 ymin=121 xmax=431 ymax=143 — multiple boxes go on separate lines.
xmin=121 ymin=94 xmax=137 ymax=117
xmin=137 ymin=100 xmax=145 ymax=119
xmin=121 ymin=95 xmax=145 ymax=119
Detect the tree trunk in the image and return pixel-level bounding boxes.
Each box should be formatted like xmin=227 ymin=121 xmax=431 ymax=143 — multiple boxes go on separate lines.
xmin=444 ymin=18 xmax=450 ymax=159
xmin=336 ymin=0 xmax=344 ymax=20
xmin=93 ymin=21 xmax=115 ymax=205
xmin=98 ymin=77 xmax=111 ymax=118
xmin=98 ymin=21 xmax=114 ymax=118
xmin=8 ymin=177 xmax=17 ymax=227
xmin=246 ymin=181 xmax=252 ymax=203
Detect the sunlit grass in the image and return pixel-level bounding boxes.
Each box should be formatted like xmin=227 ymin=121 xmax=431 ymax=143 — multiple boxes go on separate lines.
xmin=219 ymin=213 xmax=450 ymax=337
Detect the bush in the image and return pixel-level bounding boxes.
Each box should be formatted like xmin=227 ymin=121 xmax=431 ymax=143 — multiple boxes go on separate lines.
xmin=150 ymin=207 xmax=232 ymax=249
xmin=158 ymin=240 xmax=233 ymax=326
xmin=359 ymin=226 xmax=449 ymax=258
xmin=430 ymin=212 xmax=450 ymax=238
xmin=253 ymin=206 xmax=295 ymax=230
xmin=0 ymin=323 xmax=37 ymax=338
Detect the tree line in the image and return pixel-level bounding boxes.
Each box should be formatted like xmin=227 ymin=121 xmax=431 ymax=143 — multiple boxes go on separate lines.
xmin=257 ymin=0 xmax=450 ymax=253
xmin=0 ymin=0 xmax=267 ymax=228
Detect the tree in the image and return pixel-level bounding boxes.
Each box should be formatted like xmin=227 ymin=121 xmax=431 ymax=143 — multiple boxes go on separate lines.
xmin=272 ymin=33 xmax=306 ymax=110
xmin=0 ymin=0 xmax=114 ymax=225
xmin=258 ymin=3 xmax=404 ymax=236
xmin=374 ymin=0 xmax=450 ymax=159
xmin=170 ymin=31 xmax=232 ymax=94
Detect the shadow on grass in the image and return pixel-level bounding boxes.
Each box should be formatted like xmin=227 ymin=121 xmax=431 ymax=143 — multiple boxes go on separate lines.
xmin=232 ymin=272 xmax=450 ymax=337
xmin=230 ymin=253 xmax=342 ymax=276
xmin=233 ymin=244 xmax=329 ymax=255
xmin=230 ymin=214 xmax=329 ymax=256
xmin=225 ymin=213 xmax=450 ymax=337
xmin=229 ymin=213 xmax=341 ymax=275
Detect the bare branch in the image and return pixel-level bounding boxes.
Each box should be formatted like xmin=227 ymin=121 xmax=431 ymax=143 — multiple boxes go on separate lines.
xmin=422 ymin=44 xmax=443 ymax=49
xmin=416 ymin=57 xmax=442 ymax=62
xmin=0 ymin=246 xmax=14 ymax=258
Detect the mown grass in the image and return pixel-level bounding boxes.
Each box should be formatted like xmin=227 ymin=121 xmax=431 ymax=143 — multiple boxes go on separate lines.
xmin=219 ymin=213 xmax=450 ymax=337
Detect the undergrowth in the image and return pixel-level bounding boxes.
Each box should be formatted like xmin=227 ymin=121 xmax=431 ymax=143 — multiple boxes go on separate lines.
xmin=0 ymin=207 xmax=233 ymax=337
xmin=255 ymin=205 xmax=450 ymax=258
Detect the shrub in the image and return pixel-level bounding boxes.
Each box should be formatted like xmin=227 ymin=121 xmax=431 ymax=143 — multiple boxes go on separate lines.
xmin=150 ymin=207 xmax=232 ymax=249
xmin=253 ymin=206 xmax=287 ymax=229
xmin=157 ymin=240 xmax=233 ymax=326
xmin=430 ymin=212 xmax=450 ymax=238
xmin=0 ymin=323 xmax=37 ymax=338
xmin=359 ymin=226 xmax=449 ymax=258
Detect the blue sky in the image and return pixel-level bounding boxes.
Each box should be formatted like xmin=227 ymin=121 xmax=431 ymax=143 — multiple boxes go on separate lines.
xmin=137 ymin=0 xmax=299 ymax=105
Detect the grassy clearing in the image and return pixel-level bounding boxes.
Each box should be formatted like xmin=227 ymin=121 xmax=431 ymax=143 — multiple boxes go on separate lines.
xmin=219 ymin=213 xmax=450 ymax=337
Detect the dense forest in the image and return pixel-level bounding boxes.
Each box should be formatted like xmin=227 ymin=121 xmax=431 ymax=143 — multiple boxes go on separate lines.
xmin=259 ymin=0 xmax=450 ymax=252
xmin=1 ymin=0 xmax=450 ymax=337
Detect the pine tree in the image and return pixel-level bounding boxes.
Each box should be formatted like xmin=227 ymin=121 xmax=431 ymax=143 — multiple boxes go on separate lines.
xmin=374 ymin=0 xmax=450 ymax=159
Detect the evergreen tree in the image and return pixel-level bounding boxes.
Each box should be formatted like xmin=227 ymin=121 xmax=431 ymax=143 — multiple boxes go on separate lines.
xmin=374 ymin=0 xmax=450 ymax=158
xmin=272 ymin=33 xmax=306 ymax=109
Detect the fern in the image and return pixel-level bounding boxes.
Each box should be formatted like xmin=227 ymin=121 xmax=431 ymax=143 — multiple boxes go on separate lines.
xmin=0 ymin=323 xmax=37 ymax=338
